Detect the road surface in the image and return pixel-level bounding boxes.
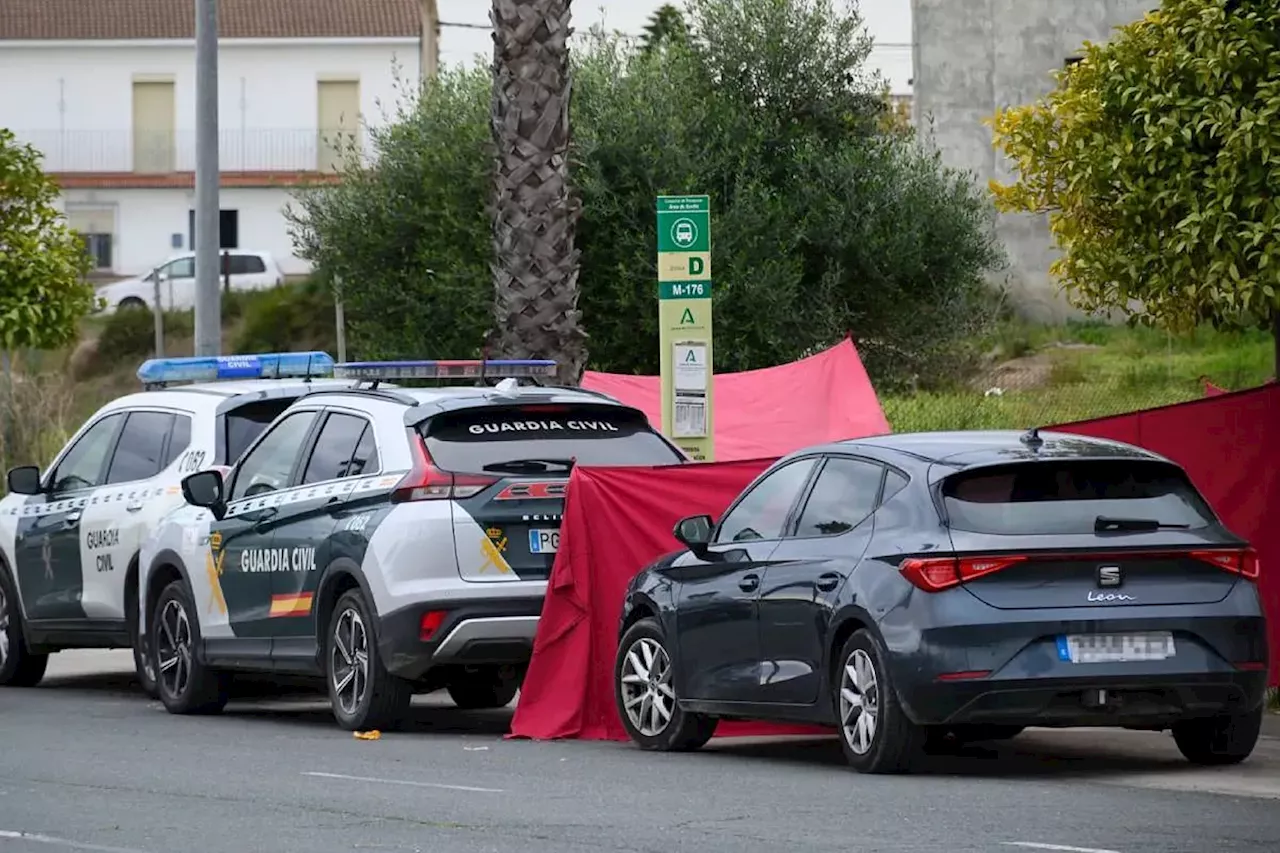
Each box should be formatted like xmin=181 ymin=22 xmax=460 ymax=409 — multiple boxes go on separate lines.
xmin=0 ymin=651 xmax=1277 ymax=853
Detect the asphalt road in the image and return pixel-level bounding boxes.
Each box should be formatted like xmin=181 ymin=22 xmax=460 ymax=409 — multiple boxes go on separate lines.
xmin=0 ymin=651 xmax=1278 ymax=853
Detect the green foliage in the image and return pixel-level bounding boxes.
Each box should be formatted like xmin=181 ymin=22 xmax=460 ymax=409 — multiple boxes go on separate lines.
xmin=290 ymin=0 xmax=1004 ymax=386
xmin=231 ymin=279 xmax=337 ymax=355
xmin=0 ymin=129 xmax=97 ymax=351
xmin=286 ymin=68 xmax=494 ymax=361
xmin=93 ymin=307 xmax=170 ymax=368
xmin=639 ymin=4 xmax=688 ymax=55
xmin=990 ymin=0 xmax=1280 ymax=335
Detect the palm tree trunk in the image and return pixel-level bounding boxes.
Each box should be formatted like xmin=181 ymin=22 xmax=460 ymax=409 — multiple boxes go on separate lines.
xmin=489 ymin=0 xmax=586 ymax=385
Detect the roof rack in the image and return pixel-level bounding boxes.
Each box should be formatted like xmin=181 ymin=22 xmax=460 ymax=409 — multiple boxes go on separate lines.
xmin=136 ymin=351 xmax=335 ymax=390
xmin=332 ymin=358 xmax=556 ymax=390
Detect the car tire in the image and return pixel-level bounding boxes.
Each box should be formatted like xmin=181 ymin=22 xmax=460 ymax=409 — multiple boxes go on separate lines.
xmin=447 ymin=667 xmax=520 ymax=710
xmin=152 ymin=579 xmax=229 ymax=715
xmin=0 ymin=565 xmax=49 ymax=688
xmin=1172 ymin=705 xmax=1263 ymax=766
xmin=126 ymin=580 xmax=158 ymax=699
xmin=326 ymin=589 xmax=413 ymax=732
xmin=118 ymin=297 xmax=147 ymax=310
xmin=834 ymin=628 xmax=926 ymax=774
xmin=614 ymin=617 xmax=716 ymax=751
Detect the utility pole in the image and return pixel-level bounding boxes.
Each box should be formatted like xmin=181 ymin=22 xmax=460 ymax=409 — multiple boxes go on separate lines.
xmin=193 ymin=0 xmax=221 ymax=356
xmin=422 ymin=0 xmax=440 ymax=80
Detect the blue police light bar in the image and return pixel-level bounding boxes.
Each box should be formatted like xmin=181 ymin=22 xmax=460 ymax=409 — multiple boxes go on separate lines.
xmin=332 ymin=359 xmax=557 ymax=381
xmin=136 ymin=351 xmax=335 ymax=387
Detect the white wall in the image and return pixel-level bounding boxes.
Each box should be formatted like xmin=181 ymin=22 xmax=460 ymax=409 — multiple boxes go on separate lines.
xmin=62 ymin=186 xmax=311 ymax=276
xmin=0 ymin=40 xmax=420 ymax=171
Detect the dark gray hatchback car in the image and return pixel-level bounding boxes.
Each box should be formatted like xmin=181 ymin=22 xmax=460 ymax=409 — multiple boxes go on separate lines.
xmin=613 ymin=429 xmax=1269 ymax=773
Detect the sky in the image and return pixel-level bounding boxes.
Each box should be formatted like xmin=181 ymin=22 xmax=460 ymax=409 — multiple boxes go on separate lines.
xmin=436 ymin=0 xmax=914 ymax=94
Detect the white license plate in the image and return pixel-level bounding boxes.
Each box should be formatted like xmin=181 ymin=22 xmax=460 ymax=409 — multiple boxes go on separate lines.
xmin=528 ymin=528 xmax=560 ymax=554
xmin=1060 ymin=632 xmax=1176 ymax=663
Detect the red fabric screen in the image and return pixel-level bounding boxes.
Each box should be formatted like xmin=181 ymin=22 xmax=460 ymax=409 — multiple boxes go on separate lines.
xmin=1054 ymin=384 xmax=1280 ymax=686
xmin=581 ymin=337 xmax=890 ymax=461
xmin=508 ymin=459 xmax=832 ymax=741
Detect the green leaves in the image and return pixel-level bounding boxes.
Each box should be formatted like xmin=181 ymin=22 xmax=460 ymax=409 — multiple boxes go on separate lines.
xmin=0 ymin=129 xmax=97 ymax=351
xmin=991 ymin=0 xmax=1280 ymax=333
xmin=290 ymin=0 xmax=1003 ymax=386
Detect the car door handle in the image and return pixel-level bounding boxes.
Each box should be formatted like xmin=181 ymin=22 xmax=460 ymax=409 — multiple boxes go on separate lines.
xmin=126 ymin=501 xmax=144 ymax=513
xmin=738 ymin=573 xmax=760 ymax=593
xmin=816 ymin=572 xmax=841 ymax=592
xmin=63 ymin=511 xmax=82 ymax=527
xmin=249 ymin=507 xmax=278 ymax=529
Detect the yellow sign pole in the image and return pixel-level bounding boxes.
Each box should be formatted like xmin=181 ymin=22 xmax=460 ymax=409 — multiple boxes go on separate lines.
xmin=657 ymin=195 xmax=714 ymax=462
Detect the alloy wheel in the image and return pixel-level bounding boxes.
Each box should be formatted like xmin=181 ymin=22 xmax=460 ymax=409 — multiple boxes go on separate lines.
xmin=839 ymin=648 xmax=880 ymax=755
xmin=331 ymin=607 xmax=369 ymax=716
xmin=0 ymin=586 xmax=10 ymax=669
xmin=619 ymin=637 xmax=675 ymax=737
xmin=156 ymin=599 xmax=193 ymax=698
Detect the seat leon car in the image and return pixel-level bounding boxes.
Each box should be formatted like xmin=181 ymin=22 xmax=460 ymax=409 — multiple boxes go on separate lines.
xmin=613 ymin=429 xmax=1269 ymax=774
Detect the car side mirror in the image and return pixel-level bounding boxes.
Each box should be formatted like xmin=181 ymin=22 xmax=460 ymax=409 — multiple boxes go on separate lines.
xmin=673 ymin=514 xmax=714 ymax=558
xmin=181 ymin=469 xmax=227 ymax=520
xmin=6 ymin=465 xmax=43 ymax=496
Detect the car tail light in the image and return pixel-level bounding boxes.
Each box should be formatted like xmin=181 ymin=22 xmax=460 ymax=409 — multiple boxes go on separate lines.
xmin=1190 ymin=548 xmax=1260 ymax=580
xmin=419 ymin=610 xmax=448 ymax=641
xmin=899 ymin=555 xmax=1028 ymax=592
xmin=392 ymin=436 xmax=496 ymax=502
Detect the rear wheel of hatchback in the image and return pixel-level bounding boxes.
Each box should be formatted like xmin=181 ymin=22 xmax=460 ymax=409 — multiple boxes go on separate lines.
xmin=1172 ymin=705 xmax=1263 ymax=765
xmin=834 ymin=629 xmax=926 ymax=774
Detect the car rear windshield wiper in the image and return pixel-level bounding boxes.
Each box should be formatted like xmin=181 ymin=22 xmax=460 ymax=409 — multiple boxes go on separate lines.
xmin=1095 ymin=515 xmax=1191 ymax=532
xmin=481 ymin=457 xmax=576 ymax=473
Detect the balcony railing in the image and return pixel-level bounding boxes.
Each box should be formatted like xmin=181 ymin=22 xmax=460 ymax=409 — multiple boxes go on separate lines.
xmin=11 ymin=128 xmax=373 ymax=173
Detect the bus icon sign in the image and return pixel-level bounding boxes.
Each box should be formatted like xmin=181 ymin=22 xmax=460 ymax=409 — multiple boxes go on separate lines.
xmin=671 ymin=218 xmax=697 ymax=248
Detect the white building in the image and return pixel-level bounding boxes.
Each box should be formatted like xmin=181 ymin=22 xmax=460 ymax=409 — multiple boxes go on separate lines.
xmin=0 ymin=0 xmax=427 ymax=278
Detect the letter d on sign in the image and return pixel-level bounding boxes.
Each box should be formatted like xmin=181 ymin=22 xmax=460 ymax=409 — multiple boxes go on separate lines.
xmin=688 ymin=256 xmax=704 ymax=276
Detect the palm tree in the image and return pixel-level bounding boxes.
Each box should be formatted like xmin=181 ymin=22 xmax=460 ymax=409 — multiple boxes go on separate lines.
xmin=488 ymin=0 xmax=586 ymax=385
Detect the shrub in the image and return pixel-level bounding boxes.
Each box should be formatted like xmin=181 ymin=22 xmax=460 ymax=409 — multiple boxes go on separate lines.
xmin=0 ymin=367 xmax=76 ymax=472
xmin=232 ymin=280 xmax=338 ymax=356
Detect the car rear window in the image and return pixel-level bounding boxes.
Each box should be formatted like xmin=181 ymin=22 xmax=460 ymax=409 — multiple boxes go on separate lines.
xmin=224 ymin=398 xmax=296 ymax=464
xmin=421 ymin=404 xmax=684 ymax=471
xmin=940 ymin=460 xmax=1217 ymax=535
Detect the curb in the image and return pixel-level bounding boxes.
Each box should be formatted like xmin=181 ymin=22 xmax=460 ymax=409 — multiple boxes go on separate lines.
xmin=1263 ymin=710 xmax=1280 ymax=741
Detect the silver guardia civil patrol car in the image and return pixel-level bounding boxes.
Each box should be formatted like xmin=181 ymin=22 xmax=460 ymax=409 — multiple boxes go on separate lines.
xmin=139 ymin=358 xmax=687 ymax=731
xmin=0 ymin=351 xmax=355 ymax=695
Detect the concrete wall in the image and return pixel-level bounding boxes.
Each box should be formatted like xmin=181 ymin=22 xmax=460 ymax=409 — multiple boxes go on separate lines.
xmin=911 ymin=0 xmax=1153 ymax=321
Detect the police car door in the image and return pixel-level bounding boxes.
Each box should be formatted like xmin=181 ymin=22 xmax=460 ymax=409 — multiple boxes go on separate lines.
xmin=214 ymin=408 xmax=320 ymax=653
xmin=78 ymin=410 xmax=189 ymax=620
xmin=267 ymin=409 xmax=371 ymax=667
xmin=13 ymin=413 xmax=126 ymax=623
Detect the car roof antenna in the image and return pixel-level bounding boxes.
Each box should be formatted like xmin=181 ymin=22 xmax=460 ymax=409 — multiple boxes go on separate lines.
xmin=1020 ymin=426 xmax=1044 ymax=450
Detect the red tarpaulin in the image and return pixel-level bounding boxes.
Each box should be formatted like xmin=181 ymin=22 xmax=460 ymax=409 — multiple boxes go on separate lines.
xmin=582 ymin=337 xmax=890 ymax=461
xmin=1054 ymin=384 xmax=1280 ymax=686
xmin=508 ymin=459 xmax=837 ymax=741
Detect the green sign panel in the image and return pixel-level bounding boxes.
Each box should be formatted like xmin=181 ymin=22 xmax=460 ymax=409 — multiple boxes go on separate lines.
xmin=657 ymin=195 xmax=711 ymax=254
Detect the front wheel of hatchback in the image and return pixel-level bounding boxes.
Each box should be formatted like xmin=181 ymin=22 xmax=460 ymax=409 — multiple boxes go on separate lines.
xmin=614 ymin=617 xmax=716 ymax=751
xmin=1171 ymin=705 xmax=1263 ymax=766
xmin=152 ymin=580 xmax=230 ymax=715
xmin=835 ymin=629 xmax=926 ymax=774
xmin=326 ymin=590 xmax=413 ymax=732
xmin=0 ymin=566 xmax=49 ymax=688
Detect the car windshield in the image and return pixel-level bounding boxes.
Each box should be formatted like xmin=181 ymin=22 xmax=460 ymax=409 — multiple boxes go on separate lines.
xmin=941 ymin=459 xmax=1217 ymax=535
xmin=420 ymin=404 xmax=683 ymax=471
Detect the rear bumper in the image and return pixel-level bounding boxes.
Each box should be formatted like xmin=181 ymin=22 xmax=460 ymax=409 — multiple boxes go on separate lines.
xmin=899 ymin=671 xmax=1267 ymax=728
xmin=376 ymin=596 xmax=545 ymax=682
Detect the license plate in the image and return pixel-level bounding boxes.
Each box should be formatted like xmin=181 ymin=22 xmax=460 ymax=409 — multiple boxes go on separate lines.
xmin=528 ymin=528 xmax=560 ymax=554
xmin=1057 ymin=632 xmax=1176 ymax=663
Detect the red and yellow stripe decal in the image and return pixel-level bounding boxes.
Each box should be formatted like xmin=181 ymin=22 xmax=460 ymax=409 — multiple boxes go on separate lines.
xmin=269 ymin=592 xmax=314 ymax=618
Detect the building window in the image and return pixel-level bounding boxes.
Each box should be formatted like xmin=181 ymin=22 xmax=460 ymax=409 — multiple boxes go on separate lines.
xmin=65 ymin=207 xmax=116 ymax=272
xmin=82 ymin=234 xmax=113 ymax=270
xmin=132 ymin=79 xmax=176 ymax=173
xmin=317 ymin=79 xmax=361 ymax=171
xmin=187 ymin=209 xmax=240 ymax=250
